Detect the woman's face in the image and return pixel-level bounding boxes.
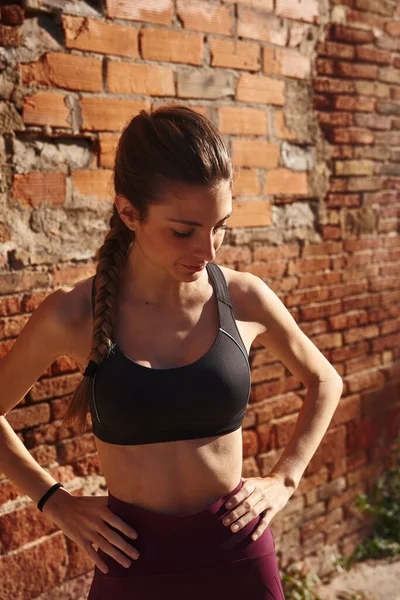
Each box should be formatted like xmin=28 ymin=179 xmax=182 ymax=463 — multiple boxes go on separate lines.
xmin=121 ymin=180 xmax=232 ymax=281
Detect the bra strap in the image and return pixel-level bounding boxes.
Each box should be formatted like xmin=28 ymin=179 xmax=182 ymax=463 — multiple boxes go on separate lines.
xmin=206 ymin=262 xmax=235 ymax=332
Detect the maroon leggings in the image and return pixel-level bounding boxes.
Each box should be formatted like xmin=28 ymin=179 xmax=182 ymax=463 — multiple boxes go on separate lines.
xmin=87 ymin=478 xmax=286 ymax=599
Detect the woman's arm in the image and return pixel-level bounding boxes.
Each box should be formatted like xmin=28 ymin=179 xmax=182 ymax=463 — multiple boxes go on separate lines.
xmin=239 ymin=271 xmax=344 ymax=491
xmin=0 ymin=290 xmax=74 ymax=510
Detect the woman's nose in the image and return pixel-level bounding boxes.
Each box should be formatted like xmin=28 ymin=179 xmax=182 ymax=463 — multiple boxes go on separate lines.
xmin=195 ymin=233 xmax=216 ymax=262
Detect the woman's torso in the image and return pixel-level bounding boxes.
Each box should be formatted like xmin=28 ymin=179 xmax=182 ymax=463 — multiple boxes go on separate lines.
xmin=65 ymin=264 xmax=262 ymax=515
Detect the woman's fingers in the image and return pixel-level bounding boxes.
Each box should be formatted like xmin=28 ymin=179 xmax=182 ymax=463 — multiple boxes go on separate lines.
xmin=82 ymin=540 xmax=109 ymax=574
xmin=90 ymin=532 xmax=134 ymax=568
xmin=98 ymin=522 xmax=140 ymax=560
xmin=101 ymin=508 xmax=139 ymax=540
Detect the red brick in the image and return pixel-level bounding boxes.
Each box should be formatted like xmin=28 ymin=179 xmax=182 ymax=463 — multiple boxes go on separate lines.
xmin=276 ymin=0 xmax=319 ymax=24
xmin=20 ymin=53 xmax=102 ymax=93
xmin=317 ymin=41 xmax=355 ymax=59
xmin=372 ymin=332 xmax=400 ymax=352
xmin=107 ymin=60 xmax=174 ymax=96
xmin=329 ymin=23 xmax=375 ymax=44
xmin=12 ymin=172 xmax=66 ymax=208
xmin=242 ymin=429 xmax=258 ymax=458
xmin=240 ymin=260 xmax=286 ymax=279
xmin=346 ymin=355 xmax=381 ymax=376
xmin=346 ymin=370 xmax=385 ymax=394
xmin=331 ymin=128 xmax=374 ymax=144
xmin=251 ymin=376 xmax=301 ymax=403
xmin=0 ymin=296 xmax=22 ymax=317
xmin=81 ymin=96 xmax=149 ymax=131
xmin=210 ymin=37 xmax=259 ymax=71
xmin=289 ymin=256 xmax=331 ymax=275
xmin=72 ymin=169 xmax=113 ymax=201
xmin=252 ymin=363 xmax=286 ymax=384
xmin=232 ymin=169 xmax=261 ymax=197
xmin=24 ymin=422 xmax=60 ymax=448
xmin=66 ymin=537 xmax=94 ymax=578
xmin=237 ymin=5 xmax=284 ymax=45
xmin=58 ymin=433 xmax=96 ymax=463
xmin=316 ymin=58 xmax=334 ymax=76
xmin=336 ymin=61 xmax=378 ymax=79
xmin=257 ymin=422 xmax=273 ymax=452
xmin=313 ymin=76 xmax=355 ymax=94
xmin=62 ymin=15 xmax=139 ymax=58
xmin=331 ymin=395 xmax=361 ymax=426
xmin=0 ymin=313 xmax=28 ymax=339
xmin=106 ymin=0 xmax=174 ymax=25
xmin=29 ymin=373 xmax=82 ymax=402
xmin=298 ymin=272 xmax=341 ymax=291
xmin=275 ymin=413 xmax=298 ymax=447
xmin=142 ymin=28 xmax=203 ymax=65
xmin=0 ymin=504 xmax=58 ymax=551
xmin=354 ymin=0 xmax=394 ymax=17
xmin=1 ymin=5 xmax=24 ymax=26
xmin=264 ymin=169 xmax=308 ymax=195
xmin=50 ymin=264 xmax=95 ymax=287
xmin=216 ymin=245 xmax=251 ymax=263
xmin=346 ymin=9 xmax=386 ymax=31
xmin=229 ymin=200 xmax=271 ymax=228
xmin=218 ymin=106 xmax=268 ymax=135
xmin=343 ymin=324 xmax=379 ymax=344
xmin=317 ymin=111 xmax=353 ymax=127
xmin=386 ymin=20 xmax=400 ymax=37
xmin=273 ymin=110 xmax=298 ymax=140
xmin=355 ymin=46 xmax=392 ymax=64
xmin=237 ymin=73 xmax=284 ymax=105
xmin=177 ymin=0 xmax=233 ymax=36
xmin=0 ymin=533 xmax=68 ymax=599
xmin=6 ymin=403 xmax=51 ymax=431
xmin=23 ymin=91 xmax=70 ymax=128
xmin=0 ymin=479 xmax=24 ymax=504
xmin=98 ymin=132 xmax=119 ymax=167
xmin=231 ymin=139 xmax=279 ymax=168
xmin=254 ymin=244 xmax=300 ymax=261
xmin=255 ymin=392 xmax=303 ymax=426
xmin=333 ymin=95 xmax=375 ymax=112
xmin=72 ymin=453 xmax=102 ymax=476
xmin=0 ymin=23 xmax=21 ymax=47
xmin=30 ymin=444 xmax=57 ymax=467
xmin=265 ymin=47 xmax=311 ymax=79
xmin=329 ymin=310 xmax=368 ymax=330
xmin=308 ymin=426 xmax=347 ymax=473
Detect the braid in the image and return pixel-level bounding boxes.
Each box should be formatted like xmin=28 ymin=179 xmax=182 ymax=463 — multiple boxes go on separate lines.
xmin=63 ymin=205 xmax=133 ymax=432
xmin=90 ymin=206 xmax=134 ymax=365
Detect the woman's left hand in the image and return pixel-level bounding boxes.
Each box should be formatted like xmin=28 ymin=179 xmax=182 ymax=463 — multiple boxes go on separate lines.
xmin=222 ymin=475 xmax=293 ymax=541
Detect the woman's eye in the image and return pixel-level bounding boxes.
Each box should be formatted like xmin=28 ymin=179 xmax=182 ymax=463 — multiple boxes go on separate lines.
xmin=173 ymin=230 xmax=193 ymax=238
xmin=172 ymin=225 xmax=227 ymax=239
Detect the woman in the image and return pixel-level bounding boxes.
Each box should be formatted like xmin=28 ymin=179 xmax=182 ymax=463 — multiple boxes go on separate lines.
xmin=0 ymin=105 xmax=343 ymax=599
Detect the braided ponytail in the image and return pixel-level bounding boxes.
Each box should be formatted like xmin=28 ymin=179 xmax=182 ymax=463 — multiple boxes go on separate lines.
xmin=63 ymin=206 xmax=133 ymax=433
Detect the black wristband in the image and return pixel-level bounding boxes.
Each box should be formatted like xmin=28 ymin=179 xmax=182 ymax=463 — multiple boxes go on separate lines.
xmin=37 ymin=483 xmax=64 ymax=512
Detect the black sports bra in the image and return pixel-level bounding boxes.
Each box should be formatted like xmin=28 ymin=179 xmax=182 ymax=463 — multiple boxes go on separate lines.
xmin=89 ymin=262 xmax=251 ymax=445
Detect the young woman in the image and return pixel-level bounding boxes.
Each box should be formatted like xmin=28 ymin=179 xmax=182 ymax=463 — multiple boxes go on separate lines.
xmin=0 ymin=105 xmax=343 ymax=599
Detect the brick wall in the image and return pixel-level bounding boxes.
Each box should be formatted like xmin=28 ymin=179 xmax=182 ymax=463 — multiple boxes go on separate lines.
xmin=0 ymin=0 xmax=399 ymax=598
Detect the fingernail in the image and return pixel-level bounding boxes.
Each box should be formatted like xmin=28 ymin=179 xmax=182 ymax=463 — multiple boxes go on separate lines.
xmin=226 ymin=502 xmax=232 ymax=508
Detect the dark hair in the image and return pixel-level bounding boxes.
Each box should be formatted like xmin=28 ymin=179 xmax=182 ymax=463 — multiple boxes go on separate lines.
xmin=63 ymin=104 xmax=233 ymax=432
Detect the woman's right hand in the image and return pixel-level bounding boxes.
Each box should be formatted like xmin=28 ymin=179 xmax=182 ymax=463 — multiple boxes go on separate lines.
xmin=42 ymin=488 xmax=140 ymax=573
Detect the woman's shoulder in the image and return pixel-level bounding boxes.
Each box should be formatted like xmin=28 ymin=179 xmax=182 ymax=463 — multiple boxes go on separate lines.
xmin=215 ymin=264 xmax=264 ymax=323
xmin=49 ymin=275 xmax=95 ymax=360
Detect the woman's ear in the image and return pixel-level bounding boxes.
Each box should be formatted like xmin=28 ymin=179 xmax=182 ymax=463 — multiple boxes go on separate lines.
xmin=114 ymin=195 xmax=139 ymax=231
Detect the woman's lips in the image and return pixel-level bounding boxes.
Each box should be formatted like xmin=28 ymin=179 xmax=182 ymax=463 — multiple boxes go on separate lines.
xmin=182 ymin=263 xmax=206 ymax=272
